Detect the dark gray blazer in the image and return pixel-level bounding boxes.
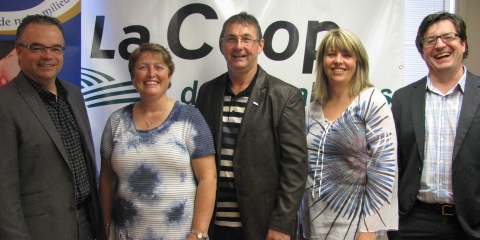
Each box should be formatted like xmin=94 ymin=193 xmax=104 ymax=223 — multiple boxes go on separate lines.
xmin=391 ymin=70 xmax=480 ymax=239
xmin=0 ymin=72 xmax=105 ymax=239
xmin=195 ymin=65 xmax=308 ymax=239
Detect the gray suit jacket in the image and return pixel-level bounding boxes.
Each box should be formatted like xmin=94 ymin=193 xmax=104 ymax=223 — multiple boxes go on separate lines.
xmin=195 ymin=65 xmax=308 ymax=239
xmin=391 ymin=70 xmax=480 ymax=239
xmin=0 ymin=72 xmax=105 ymax=239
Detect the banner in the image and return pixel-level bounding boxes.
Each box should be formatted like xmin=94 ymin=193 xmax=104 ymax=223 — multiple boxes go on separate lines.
xmin=0 ymin=0 xmax=82 ymax=87
xmin=81 ymin=0 xmax=404 ymax=167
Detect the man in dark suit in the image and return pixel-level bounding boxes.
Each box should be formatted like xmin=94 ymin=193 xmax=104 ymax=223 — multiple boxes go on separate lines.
xmin=195 ymin=12 xmax=308 ymax=240
xmin=388 ymin=12 xmax=480 ymax=240
xmin=0 ymin=15 xmax=105 ymax=239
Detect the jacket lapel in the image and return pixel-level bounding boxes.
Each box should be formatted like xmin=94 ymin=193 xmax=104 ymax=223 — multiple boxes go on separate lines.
xmin=236 ymin=66 xmax=266 ymax=144
xmin=16 ymin=75 xmax=71 ymax=168
xmin=213 ymin=75 xmax=228 ymax=147
xmin=66 ymin=86 xmax=94 ymax=163
xmin=453 ymin=71 xmax=480 ymax=160
xmin=412 ymin=77 xmax=427 ymax=162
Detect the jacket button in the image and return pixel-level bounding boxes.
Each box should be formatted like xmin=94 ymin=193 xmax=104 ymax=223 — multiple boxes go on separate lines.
xmin=410 ymin=196 xmax=416 ymax=202
xmin=418 ymin=167 xmax=422 ymax=173
xmin=69 ymin=205 xmax=75 ymax=211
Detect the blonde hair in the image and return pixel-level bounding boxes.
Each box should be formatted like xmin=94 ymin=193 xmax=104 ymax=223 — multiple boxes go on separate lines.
xmin=313 ymin=29 xmax=372 ymax=104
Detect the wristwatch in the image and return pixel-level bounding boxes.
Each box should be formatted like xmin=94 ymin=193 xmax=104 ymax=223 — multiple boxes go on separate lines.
xmin=191 ymin=229 xmax=207 ymax=239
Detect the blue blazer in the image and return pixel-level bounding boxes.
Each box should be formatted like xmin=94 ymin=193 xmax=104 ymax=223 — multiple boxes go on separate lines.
xmin=391 ymin=70 xmax=480 ymax=239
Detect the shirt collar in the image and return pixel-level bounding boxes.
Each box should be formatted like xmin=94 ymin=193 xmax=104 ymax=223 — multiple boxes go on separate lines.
xmin=24 ymin=72 xmax=68 ymax=102
xmin=225 ymin=67 xmax=259 ymax=97
xmin=426 ymin=65 xmax=467 ymax=94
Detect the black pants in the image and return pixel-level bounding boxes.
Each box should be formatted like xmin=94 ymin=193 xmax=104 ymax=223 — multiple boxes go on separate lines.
xmin=77 ymin=204 xmax=94 ymax=240
xmin=211 ymin=225 xmax=245 ymax=240
xmin=387 ymin=201 xmax=468 ymax=240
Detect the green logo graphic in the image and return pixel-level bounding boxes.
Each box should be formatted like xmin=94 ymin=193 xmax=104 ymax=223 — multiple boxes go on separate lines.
xmin=81 ymin=67 xmax=139 ymax=108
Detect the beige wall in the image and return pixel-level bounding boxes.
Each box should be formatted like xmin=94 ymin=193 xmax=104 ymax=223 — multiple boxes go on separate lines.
xmin=458 ymin=0 xmax=480 ymax=76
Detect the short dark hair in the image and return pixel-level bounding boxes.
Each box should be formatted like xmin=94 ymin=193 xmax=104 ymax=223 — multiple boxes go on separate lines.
xmin=219 ymin=12 xmax=262 ymax=49
xmin=15 ymin=15 xmax=65 ymax=45
xmin=415 ymin=11 xmax=468 ymax=59
xmin=128 ymin=43 xmax=175 ymax=88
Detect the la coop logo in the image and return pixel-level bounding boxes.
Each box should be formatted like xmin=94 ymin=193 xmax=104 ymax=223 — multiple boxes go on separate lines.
xmin=0 ymin=0 xmax=80 ymax=34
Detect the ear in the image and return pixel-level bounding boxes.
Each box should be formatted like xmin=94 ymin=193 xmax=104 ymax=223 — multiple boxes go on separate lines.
xmin=15 ymin=45 xmax=21 ymax=56
xmin=257 ymin=38 xmax=264 ymax=54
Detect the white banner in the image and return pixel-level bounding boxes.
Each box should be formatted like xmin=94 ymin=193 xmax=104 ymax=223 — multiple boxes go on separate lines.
xmin=81 ymin=0 xmax=404 ymax=167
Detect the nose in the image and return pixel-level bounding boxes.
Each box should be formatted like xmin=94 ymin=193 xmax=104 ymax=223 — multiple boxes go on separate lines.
xmin=40 ymin=49 xmax=54 ymax=58
xmin=434 ymin=36 xmax=447 ymax=48
xmin=147 ymin=66 xmax=155 ymax=76
xmin=333 ymin=54 xmax=342 ymax=64
xmin=233 ymin=38 xmax=243 ymax=49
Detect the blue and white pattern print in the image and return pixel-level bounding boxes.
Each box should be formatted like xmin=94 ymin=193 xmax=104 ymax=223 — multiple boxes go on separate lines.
xmin=101 ymin=102 xmax=215 ymax=240
xmin=300 ymin=88 xmax=398 ymax=239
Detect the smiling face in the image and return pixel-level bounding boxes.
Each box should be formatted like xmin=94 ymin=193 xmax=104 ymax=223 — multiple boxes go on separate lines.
xmin=16 ymin=23 xmax=64 ymax=86
xmin=132 ymin=51 xmax=172 ymax=99
xmin=220 ymin=22 xmax=264 ymax=76
xmin=422 ymin=19 xmax=466 ymax=78
xmin=323 ymin=48 xmax=357 ymax=87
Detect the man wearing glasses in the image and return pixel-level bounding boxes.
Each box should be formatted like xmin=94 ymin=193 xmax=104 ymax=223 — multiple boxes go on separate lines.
xmin=388 ymin=12 xmax=480 ymax=239
xmin=0 ymin=15 xmax=105 ymax=239
xmin=195 ymin=12 xmax=308 ymax=240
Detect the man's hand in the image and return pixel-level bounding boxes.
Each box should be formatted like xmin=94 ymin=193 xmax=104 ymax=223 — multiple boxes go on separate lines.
xmin=266 ymin=229 xmax=290 ymax=240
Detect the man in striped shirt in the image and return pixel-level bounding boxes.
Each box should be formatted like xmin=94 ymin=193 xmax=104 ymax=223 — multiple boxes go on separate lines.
xmin=196 ymin=12 xmax=308 ymax=240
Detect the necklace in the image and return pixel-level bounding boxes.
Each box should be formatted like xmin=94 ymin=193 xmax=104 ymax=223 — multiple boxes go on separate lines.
xmin=139 ymin=99 xmax=168 ymax=129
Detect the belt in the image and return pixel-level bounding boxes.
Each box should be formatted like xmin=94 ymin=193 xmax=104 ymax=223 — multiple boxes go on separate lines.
xmin=415 ymin=200 xmax=456 ymax=216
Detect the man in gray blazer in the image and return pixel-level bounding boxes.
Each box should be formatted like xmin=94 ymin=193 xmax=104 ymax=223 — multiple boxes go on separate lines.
xmin=388 ymin=12 xmax=480 ymax=239
xmin=195 ymin=12 xmax=308 ymax=240
xmin=0 ymin=15 xmax=105 ymax=239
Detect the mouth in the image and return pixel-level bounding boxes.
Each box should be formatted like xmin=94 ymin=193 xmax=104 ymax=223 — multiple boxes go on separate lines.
xmin=144 ymin=80 xmax=159 ymax=85
xmin=434 ymin=52 xmax=451 ymax=59
xmin=38 ymin=64 xmax=55 ymax=68
xmin=231 ymin=53 xmax=246 ymax=59
xmin=332 ymin=68 xmax=346 ymax=73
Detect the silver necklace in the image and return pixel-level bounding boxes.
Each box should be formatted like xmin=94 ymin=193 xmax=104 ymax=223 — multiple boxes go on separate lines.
xmin=139 ymin=100 xmax=167 ymax=128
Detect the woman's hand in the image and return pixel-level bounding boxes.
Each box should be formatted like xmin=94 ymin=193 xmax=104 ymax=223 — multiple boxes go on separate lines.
xmin=356 ymin=232 xmax=376 ymax=240
xmin=190 ymin=155 xmax=217 ymax=239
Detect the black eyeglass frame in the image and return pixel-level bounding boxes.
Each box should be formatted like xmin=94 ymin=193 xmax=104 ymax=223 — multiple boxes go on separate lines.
xmin=17 ymin=44 xmax=66 ymax=54
xmin=422 ymin=32 xmax=459 ymax=47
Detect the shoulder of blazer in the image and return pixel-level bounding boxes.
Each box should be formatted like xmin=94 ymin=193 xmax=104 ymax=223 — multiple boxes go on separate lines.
xmin=466 ymin=70 xmax=480 ymax=85
xmin=200 ymin=72 xmax=228 ymax=91
xmin=256 ymin=65 xmax=299 ymax=93
xmin=0 ymin=73 xmax=40 ymax=105
xmin=463 ymin=71 xmax=480 ymax=102
xmin=60 ymin=79 xmax=81 ymax=93
xmin=392 ymin=76 xmax=427 ymax=99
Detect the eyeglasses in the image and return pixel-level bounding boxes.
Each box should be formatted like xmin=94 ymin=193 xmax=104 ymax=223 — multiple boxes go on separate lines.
xmin=17 ymin=44 xmax=65 ymax=55
xmin=221 ymin=36 xmax=260 ymax=46
xmin=422 ymin=32 xmax=459 ymax=47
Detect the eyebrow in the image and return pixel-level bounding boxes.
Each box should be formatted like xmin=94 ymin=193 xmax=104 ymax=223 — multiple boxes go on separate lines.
xmin=28 ymin=42 xmax=65 ymax=47
xmin=225 ymin=33 xmax=255 ymax=38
